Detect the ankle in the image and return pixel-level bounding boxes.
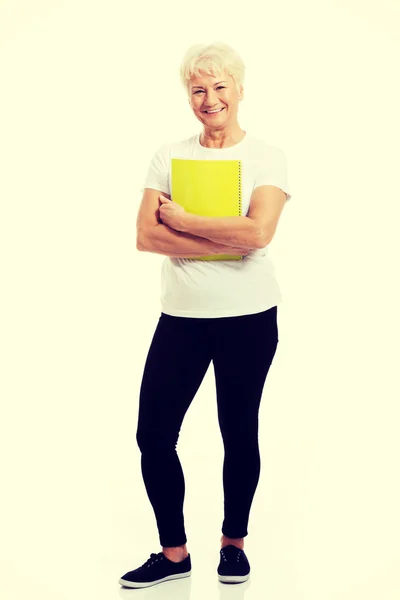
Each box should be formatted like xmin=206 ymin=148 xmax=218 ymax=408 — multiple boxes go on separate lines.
xmin=220 ymin=535 xmax=244 ymax=550
xmin=162 ymin=545 xmax=188 ymax=561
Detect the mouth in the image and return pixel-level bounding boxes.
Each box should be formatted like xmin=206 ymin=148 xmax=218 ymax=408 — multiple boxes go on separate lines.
xmin=202 ymin=108 xmax=225 ymax=115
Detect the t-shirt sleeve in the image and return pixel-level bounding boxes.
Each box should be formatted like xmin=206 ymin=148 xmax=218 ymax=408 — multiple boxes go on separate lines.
xmin=253 ymin=147 xmax=292 ymax=201
xmin=140 ymin=144 xmax=170 ymax=194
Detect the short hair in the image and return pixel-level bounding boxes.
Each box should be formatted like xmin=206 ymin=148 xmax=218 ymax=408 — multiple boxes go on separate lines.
xmin=179 ymin=40 xmax=245 ymax=97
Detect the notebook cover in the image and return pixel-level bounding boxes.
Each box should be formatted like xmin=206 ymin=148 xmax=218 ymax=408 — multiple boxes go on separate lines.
xmin=171 ymin=158 xmax=243 ymax=261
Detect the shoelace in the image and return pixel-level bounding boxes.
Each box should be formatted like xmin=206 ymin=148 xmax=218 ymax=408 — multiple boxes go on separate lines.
xmin=221 ymin=548 xmax=243 ymax=562
xmin=142 ymin=552 xmax=164 ymax=568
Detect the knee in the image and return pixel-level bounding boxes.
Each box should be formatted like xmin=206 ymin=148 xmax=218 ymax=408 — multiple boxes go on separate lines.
xmin=136 ymin=426 xmax=178 ymax=454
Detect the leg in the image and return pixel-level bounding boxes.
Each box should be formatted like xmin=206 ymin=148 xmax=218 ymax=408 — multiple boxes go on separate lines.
xmin=136 ymin=313 xmax=213 ymax=551
xmin=211 ymin=307 xmax=279 ymax=547
xmin=220 ymin=534 xmax=244 ymax=549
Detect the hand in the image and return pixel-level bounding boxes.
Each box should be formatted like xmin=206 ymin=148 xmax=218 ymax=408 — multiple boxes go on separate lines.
xmin=159 ymin=195 xmax=188 ymax=231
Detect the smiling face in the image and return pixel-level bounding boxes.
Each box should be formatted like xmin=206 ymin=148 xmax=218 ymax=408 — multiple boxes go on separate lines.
xmin=188 ymin=70 xmax=243 ymax=130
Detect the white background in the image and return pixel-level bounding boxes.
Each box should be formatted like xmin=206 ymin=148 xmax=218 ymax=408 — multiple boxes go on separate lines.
xmin=1 ymin=1 xmax=399 ymax=599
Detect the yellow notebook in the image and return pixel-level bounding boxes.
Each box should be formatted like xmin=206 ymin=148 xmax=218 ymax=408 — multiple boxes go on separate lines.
xmin=171 ymin=158 xmax=243 ymax=261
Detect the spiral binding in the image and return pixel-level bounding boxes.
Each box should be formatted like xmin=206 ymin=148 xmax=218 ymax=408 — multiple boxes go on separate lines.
xmin=238 ymin=160 xmax=242 ymax=217
xmin=238 ymin=160 xmax=243 ymax=259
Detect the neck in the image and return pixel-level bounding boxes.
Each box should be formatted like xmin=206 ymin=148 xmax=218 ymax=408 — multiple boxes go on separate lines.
xmin=200 ymin=126 xmax=246 ymax=148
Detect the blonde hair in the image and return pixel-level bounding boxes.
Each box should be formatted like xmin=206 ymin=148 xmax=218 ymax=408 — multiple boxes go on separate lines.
xmin=179 ymin=41 xmax=245 ymax=97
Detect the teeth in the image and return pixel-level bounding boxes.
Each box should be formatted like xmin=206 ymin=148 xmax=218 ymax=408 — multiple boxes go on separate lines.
xmin=206 ymin=108 xmax=223 ymax=113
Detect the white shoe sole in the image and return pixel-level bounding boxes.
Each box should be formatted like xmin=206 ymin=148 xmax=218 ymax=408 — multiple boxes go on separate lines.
xmin=218 ymin=573 xmax=250 ymax=583
xmin=119 ymin=570 xmax=191 ymax=588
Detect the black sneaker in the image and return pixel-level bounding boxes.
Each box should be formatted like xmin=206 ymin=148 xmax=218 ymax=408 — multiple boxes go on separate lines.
xmin=119 ymin=551 xmax=191 ymax=588
xmin=217 ymin=545 xmax=250 ymax=583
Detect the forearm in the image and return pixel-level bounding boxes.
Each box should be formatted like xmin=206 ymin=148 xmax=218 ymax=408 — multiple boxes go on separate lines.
xmin=181 ymin=213 xmax=263 ymax=249
xmin=138 ymin=223 xmax=243 ymax=257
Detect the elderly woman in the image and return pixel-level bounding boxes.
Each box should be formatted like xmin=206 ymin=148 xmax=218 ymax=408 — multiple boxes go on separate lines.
xmin=119 ymin=41 xmax=291 ymax=589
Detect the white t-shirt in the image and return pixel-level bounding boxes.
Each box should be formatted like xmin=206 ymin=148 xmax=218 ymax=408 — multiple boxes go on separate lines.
xmin=140 ymin=131 xmax=291 ymax=318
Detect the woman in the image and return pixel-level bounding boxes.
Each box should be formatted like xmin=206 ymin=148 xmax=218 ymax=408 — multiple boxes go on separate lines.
xmin=119 ymin=41 xmax=291 ymax=589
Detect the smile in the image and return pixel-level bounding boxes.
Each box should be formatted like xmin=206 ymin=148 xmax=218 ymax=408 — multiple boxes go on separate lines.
xmin=203 ymin=108 xmax=225 ymax=115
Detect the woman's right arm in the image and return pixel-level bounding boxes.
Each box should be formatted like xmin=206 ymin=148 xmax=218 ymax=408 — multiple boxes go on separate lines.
xmin=136 ymin=188 xmax=250 ymax=258
xmin=139 ymin=223 xmax=249 ymax=258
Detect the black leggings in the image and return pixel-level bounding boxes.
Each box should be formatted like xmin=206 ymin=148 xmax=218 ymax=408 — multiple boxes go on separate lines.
xmin=136 ymin=306 xmax=279 ymax=548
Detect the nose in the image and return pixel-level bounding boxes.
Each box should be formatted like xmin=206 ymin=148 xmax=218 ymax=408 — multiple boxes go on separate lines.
xmin=203 ymin=91 xmax=221 ymax=108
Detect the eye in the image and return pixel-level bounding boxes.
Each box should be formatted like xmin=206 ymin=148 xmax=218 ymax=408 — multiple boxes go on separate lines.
xmin=194 ymin=86 xmax=226 ymax=94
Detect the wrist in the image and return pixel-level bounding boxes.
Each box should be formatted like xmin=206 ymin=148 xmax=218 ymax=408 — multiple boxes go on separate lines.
xmin=180 ymin=212 xmax=195 ymax=233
